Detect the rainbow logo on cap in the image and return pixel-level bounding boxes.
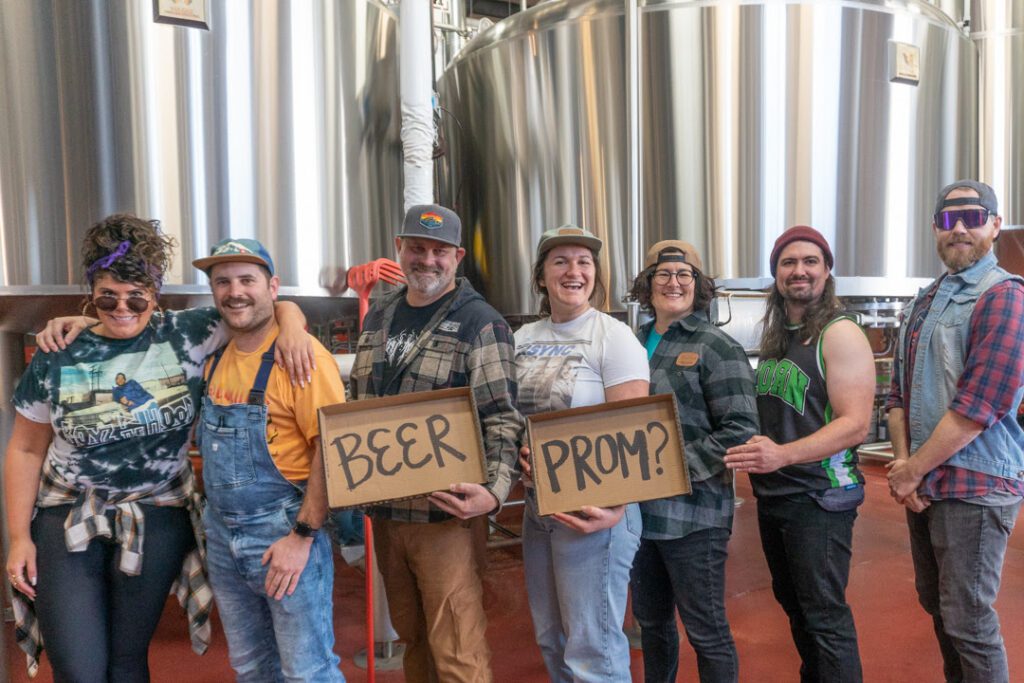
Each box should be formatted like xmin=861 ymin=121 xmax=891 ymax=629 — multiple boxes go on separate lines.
xmin=419 ymin=212 xmax=444 ymax=229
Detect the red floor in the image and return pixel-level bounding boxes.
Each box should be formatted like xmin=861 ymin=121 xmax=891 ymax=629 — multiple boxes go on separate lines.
xmin=6 ymin=460 xmax=1024 ymax=681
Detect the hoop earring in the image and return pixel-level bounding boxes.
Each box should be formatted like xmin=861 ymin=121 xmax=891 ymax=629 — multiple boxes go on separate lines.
xmin=82 ymin=299 xmax=95 ymax=316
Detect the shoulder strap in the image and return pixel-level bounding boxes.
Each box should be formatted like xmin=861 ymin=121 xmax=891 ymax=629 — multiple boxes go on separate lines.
xmin=248 ymin=339 xmax=278 ymax=406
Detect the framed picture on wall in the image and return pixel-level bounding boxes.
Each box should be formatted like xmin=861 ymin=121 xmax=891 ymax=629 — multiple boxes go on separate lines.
xmin=152 ymin=0 xmax=210 ymax=30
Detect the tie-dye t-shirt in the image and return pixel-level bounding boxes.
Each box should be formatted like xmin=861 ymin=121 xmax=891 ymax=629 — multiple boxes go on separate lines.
xmin=13 ymin=308 xmax=228 ymax=495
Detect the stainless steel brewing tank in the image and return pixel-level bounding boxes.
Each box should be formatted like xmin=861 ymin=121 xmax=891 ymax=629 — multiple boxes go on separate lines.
xmin=973 ymin=0 xmax=1024 ymax=228
xmin=0 ymin=0 xmax=403 ymax=291
xmin=437 ymin=0 xmax=977 ymax=315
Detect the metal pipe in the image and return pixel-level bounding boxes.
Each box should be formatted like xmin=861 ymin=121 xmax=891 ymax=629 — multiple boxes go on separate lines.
xmin=625 ymin=0 xmax=642 ymax=329
xmin=400 ymin=0 xmax=435 ymax=209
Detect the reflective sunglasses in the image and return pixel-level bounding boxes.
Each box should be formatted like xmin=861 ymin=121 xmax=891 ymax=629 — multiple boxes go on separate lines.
xmin=652 ymin=269 xmax=695 ymax=285
xmin=934 ymin=209 xmax=990 ymax=231
xmin=93 ymin=295 xmax=151 ymax=313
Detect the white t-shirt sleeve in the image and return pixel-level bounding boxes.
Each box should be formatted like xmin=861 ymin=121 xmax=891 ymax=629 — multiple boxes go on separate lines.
xmin=598 ymin=316 xmax=650 ymax=389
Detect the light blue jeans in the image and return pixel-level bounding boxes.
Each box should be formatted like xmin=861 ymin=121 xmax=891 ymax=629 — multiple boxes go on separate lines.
xmin=522 ymin=497 xmax=641 ymax=683
xmin=205 ymin=504 xmax=344 ymax=683
xmin=907 ymin=498 xmax=1021 ymax=683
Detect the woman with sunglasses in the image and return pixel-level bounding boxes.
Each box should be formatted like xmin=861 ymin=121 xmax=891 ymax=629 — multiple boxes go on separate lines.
xmin=3 ymin=214 xmax=310 ymax=681
xmin=515 ymin=225 xmax=649 ymax=683
xmin=626 ymin=241 xmax=758 ymax=683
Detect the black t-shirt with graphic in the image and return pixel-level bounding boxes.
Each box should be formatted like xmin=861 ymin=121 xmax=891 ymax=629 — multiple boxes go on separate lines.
xmin=13 ymin=308 xmax=226 ymax=495
xmin=382 ymin=290 xmax=457 ymax=393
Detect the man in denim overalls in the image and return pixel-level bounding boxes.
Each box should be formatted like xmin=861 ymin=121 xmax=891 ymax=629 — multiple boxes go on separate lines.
xmin=193 ymin=239 xmax=347 ymax=682
xmin=887 ymin=180 xmax=1024 ymax=683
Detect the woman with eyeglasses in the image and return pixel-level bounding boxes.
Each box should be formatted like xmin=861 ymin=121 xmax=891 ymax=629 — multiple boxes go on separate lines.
xmin=626 ymin=241 xmax=759 ymax=683
xmin=514 ymin=225 xmax=649 ymax=683
xmin=3 ymin=214 xmax=309 ymax=681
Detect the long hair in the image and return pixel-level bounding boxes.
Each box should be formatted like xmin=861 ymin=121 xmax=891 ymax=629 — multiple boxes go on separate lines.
xmin=626 ymin=263 xmax=717 ymax=315
xmin=81 ymin=213 xmax=176 ymax=292
xmin=532 ymin=246 xmax=607 ymax=317
xmin=759 ymin=275 xmax=844 ymax=359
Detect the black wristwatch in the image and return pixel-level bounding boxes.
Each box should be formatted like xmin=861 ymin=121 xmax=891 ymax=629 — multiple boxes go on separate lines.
xmin=292 ymin=521 xmax=318 ymax=538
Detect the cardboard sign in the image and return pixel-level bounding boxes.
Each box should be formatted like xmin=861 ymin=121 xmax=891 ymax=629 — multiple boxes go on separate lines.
xmin=527 ymin=393 xmax=690 ymax=515
xmin=319 ymin=387 xmax=487 ymax=508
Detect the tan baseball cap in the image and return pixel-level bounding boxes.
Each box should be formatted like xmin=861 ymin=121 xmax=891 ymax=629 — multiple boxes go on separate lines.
xmin=644 ymin=240 xmax=703 ymax=272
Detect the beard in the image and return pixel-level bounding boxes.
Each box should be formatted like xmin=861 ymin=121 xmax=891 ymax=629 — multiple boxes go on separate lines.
xmin=781 ymin=277 xmax=820 ymax=303
xmin=406 ymin=266 xmax=452 ymax=299
xmin=938 ymin=234 xmax=994 ymax=272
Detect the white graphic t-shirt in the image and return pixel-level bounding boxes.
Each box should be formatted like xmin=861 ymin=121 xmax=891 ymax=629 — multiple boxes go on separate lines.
xmin=514 ymin=307 xmax=649 ymax=415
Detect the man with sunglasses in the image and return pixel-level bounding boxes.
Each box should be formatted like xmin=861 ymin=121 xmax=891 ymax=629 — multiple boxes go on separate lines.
xmin=886 ymin=180 xmax=1024 ymax=683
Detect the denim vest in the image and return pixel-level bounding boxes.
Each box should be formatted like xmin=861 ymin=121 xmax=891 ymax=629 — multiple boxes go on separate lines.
xmin=897 ymin=251 xmax=1024 ymax=482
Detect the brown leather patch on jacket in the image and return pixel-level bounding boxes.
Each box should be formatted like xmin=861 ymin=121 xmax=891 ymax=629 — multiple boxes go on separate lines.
xmin=675 ymin=352 xmax=699 ymax=367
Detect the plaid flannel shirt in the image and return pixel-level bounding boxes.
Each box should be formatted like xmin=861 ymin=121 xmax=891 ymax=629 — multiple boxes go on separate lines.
xmin=350 ymin=278 xmax=524 ymax=523
xmin=887 ymin=277 xmax=1024 ymax=499
xmin=13 ymin=461 xmax=212 ymax=677
xmin=637 ymin=312 xmax=759 ymax=539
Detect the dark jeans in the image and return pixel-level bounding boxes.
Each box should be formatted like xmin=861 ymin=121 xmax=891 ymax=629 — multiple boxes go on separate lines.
xmin=907 ymin=499 xmax=1021 ymax=683
xmin=32 ymin=504 xmax=194 ymax=683
xmin=631 ymin=528 xmax=738 ymax=683
xmin=757 ymin=494 xmax=862 ymax=683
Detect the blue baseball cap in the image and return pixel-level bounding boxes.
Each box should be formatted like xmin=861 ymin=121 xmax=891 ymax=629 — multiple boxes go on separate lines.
xmin=193 ymin=238 xmax=275 ymax=276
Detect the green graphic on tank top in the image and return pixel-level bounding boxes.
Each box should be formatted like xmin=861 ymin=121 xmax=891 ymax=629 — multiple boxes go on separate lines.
xmin=755 ymin=358 xmax=810 ymax=415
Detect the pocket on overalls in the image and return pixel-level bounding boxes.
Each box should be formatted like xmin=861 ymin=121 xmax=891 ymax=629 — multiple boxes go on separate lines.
xmin=201 ymin=421 xmax=257 ymax=490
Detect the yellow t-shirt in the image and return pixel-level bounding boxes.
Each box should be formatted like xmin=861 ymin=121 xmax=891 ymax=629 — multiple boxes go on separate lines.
xmin=204 ymin=324 xmax=346 ymax=481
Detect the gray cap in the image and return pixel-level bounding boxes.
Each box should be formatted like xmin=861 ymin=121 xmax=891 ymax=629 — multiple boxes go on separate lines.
xmin=397 ymin=204 xmax=462 ymax=247
xmin=933 ymin=180 xmax=999 ymax=219
xmin=536 ymin=224 xmax=603 ymax=259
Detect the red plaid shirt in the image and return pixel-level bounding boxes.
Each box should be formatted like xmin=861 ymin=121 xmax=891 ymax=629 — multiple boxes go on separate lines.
xmin=887 ymin=277 xmax=1024 ymax=499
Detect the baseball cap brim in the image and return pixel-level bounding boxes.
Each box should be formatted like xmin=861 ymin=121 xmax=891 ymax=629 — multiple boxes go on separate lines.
xmin=192 ymin=253 xmax=273 ymax=273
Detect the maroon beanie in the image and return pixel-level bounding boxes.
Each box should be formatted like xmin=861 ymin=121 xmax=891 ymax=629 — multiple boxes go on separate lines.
xmin=769 ymin=225 xmax=834 ymax=276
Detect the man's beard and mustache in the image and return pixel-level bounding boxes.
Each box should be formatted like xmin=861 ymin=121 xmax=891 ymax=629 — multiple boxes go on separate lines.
xmin=782 ymin=276 xmax=818 ymax=303
xmin=407 ymin=264 xmax=451 ymax=298
xmin=938 ymin=233 xmax=994 ymax=272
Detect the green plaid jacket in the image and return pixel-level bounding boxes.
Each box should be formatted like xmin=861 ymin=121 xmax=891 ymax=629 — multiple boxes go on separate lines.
xmin=638 ymin=312 xmax=759 ymax=539
xmin=351 ymin=278 xmax=524 ymax=523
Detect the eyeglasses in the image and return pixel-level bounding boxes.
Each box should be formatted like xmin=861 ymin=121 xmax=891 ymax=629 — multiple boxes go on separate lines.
xmin=934 ymin=209 xmax=991 ymax=231
xmin=93 ymin=295 xmax=151 ymax=314
xmin=652 ymin=270 xmax=695 ymax=285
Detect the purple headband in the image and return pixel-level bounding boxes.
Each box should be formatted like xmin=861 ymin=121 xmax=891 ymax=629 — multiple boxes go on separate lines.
xmin=86 ymin=240 xmax=161 ymax=290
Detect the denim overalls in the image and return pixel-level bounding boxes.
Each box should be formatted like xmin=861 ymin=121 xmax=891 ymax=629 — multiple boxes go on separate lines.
xmin=199 ymin=341 xmax=344 ymax=683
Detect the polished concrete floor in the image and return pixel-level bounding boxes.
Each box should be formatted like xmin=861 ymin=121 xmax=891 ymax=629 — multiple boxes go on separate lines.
xmin=6 ymin=460 xmax=1023 ymax=681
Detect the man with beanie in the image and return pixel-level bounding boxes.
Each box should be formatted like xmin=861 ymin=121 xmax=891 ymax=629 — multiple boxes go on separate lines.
xmin=886 ymin=181 xmax=1024 ymax=683
xmin=725 ymin=226 xmax=875 ymax=682
xmin=350 ymin=204 xmax=524 ymax=682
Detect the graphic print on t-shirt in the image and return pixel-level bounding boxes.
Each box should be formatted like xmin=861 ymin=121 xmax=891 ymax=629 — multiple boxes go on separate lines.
xmin=515 ymin=340 xmax=585 ymax=413
xmin=56 ymin=343 xmax=194 ymax=448
xmin=385 ymin=329 xmax=418 ymax=368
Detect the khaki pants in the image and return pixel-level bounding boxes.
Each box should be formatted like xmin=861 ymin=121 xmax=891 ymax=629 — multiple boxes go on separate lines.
xmin=373 ymin=517 xmax=492 ymax=683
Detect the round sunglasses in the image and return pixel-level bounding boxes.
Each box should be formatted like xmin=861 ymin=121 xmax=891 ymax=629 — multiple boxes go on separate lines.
xmin=93 ymin=295 xmax=152 ymax=314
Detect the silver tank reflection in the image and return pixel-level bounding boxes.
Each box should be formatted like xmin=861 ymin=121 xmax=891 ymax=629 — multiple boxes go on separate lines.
xmin=974 ymin=0 xmax=1024 ymax=228
xmin=0 ymin=0 xmax=403 ymax=291
xmin=437 ymin=0 xmax=977 ymax=315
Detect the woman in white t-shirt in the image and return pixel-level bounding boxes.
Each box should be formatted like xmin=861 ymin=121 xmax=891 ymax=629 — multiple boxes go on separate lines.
xmin=515 ymin=225 xmax=649 ymax=683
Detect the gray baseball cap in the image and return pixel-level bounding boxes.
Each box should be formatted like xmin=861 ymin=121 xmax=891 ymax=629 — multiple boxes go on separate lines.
xmin=933 ymin=180 xmax=999 ymax=219
xmin=397 ymin=204 xmax=462 ymax=247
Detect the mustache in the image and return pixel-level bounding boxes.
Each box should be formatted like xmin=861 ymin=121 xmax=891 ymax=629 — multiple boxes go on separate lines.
xmin=410 ymin=265 xmax=443 ymax=276
xmin=222 ymin=297 xmax=253 ymax=306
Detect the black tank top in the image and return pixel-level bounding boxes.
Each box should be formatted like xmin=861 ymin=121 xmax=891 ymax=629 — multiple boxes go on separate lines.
xmin=750 ymin=316 xmax=864 ymax=498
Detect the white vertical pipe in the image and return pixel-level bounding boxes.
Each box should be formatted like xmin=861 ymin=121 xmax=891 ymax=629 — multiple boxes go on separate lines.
xmin=401 ymin=0 xmax=435 ymax=211
xmin=626 ymin=0 xmax=643 ymax=329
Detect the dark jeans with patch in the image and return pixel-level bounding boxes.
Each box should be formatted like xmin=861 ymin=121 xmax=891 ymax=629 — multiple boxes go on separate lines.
xmin=631 ymin=527 xmax=738 ymax=683
xmin=757 ymin=494 xmax=862 ymax=683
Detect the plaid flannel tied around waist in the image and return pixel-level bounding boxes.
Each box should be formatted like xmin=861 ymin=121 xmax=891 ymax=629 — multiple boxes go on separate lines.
xmin=12 ymin=461 xmax=212 ymax=677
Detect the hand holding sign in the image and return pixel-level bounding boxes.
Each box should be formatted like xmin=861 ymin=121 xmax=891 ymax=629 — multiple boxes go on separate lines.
xmin=429 ymin=482 xmax=499 ymax=518
xmin=552 ymin=505 xmax=626 ymax=534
